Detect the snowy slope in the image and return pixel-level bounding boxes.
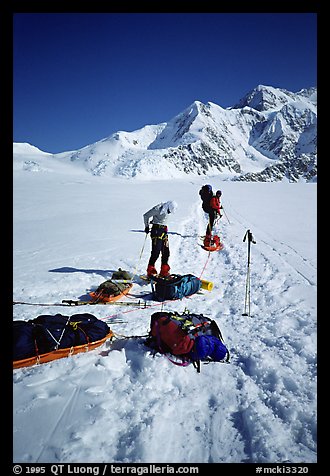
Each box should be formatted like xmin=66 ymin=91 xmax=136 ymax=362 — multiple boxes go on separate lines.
xmin=13 ymin=163 xmax=317 ymax=464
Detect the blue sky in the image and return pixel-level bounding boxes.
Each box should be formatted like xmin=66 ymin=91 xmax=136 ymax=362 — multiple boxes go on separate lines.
xmin=13 ymin=13 xmax=317 ymax=153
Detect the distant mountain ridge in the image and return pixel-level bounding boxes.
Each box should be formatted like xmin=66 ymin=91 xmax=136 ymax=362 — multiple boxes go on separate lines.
xmin=13 ymin=85 xmax=317 ymax=182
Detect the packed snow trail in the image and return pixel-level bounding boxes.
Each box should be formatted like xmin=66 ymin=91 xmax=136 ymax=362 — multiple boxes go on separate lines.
xmin=167 ymin=197 xmax=316 ymax=462
xmin=13 ymin=175 xmax=317 ymax=463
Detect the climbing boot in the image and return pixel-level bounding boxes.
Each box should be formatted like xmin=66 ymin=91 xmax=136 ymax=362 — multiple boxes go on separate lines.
xmin=147 ymin=265 xmax=157 ymax=277
xmin=159 ymin=264 xmax=170 ymax=277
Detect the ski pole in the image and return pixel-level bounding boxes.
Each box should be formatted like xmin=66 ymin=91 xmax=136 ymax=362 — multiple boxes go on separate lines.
xmin=131 ymin=232 xmax=148 ymax=280
xmin=139 ymin=232 xmax=148 ymax=260
xmin=242 ymin=229 xmax=256 ymax=317
xmin=221 ymin=205 xmax=231 ymax=224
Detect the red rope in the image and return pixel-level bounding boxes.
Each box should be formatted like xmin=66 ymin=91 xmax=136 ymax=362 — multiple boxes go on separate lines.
xmin=100 ymin=299 xmax=164 ymax=321
xmin=198 ymin=251 xmax=211 ymax=279
xmin=102 ymin=251 xmax=212 ymax=322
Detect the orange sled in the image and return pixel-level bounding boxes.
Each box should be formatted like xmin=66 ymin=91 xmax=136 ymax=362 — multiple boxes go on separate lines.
xmin=13 ymin=331 xmax=114 ymax=370
xmin=89 ymin=282 xmax=133 ymax=303
xmin=201 ymin=235 xmax=224 ymax=252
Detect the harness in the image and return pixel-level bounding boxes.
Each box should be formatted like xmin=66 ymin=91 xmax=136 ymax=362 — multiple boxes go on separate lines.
xmin=151 ymin=223 xmax=168 ymax=241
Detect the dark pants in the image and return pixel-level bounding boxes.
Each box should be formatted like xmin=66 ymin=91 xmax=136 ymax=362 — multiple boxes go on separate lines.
xmin=148 ymin=224 xmax=169 ymax=266
xmin=205 ymin=209 xmax=217 ymax=235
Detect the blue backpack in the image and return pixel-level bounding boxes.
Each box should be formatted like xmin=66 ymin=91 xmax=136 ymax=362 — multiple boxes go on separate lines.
xmin=150 ymin=274 xmax=201 ymax=302
xmin=189 ymin=335 xmax=228 ymax=362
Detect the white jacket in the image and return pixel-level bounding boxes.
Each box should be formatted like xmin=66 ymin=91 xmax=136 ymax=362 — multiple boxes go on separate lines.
xmin=143 ymin=201 xmax=177 ymax=227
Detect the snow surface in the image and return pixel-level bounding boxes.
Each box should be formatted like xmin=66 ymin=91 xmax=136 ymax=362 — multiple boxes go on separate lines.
xmin=13 ymin=160 xmax=317 ymax=464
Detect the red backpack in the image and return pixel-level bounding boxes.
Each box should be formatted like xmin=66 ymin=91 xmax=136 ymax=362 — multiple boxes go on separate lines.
xmin=146 ymin=311 xmax=230 ymax=372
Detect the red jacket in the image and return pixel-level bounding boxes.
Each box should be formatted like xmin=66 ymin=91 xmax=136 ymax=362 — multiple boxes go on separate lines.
xmin=210 ymin=196 xmax=221 ymax=213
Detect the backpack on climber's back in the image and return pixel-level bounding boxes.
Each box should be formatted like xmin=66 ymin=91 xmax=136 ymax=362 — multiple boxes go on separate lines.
xmin=146 ymin=311 xmax=230 ymax=372
xmin=199 ymin=184 xmax=213 ymax=212
xmin=150 ymin=274 xmax=201 ymax=302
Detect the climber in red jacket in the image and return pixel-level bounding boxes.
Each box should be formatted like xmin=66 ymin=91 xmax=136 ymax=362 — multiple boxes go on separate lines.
xmin=205 ymin=190 xmax=222 ymax=236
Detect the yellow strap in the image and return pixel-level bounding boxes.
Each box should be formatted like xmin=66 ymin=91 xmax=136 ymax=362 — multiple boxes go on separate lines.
xmin=152 ymin=232 xmax=166 ymax=241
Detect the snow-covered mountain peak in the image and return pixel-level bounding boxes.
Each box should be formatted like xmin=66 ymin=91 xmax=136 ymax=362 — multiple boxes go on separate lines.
xmin=233 ymin=84 xmax=316 ymax=114
xmin=14 ymin=85 xmax=317 ymax=182
xmin=103 ymin=123 xmax=167 ymax=150
xmin=233 ymin=84 xmax=293 ymax=112
xmin=13 ymin=142 xmax=52 ymax=156
xmin=148 ymin=100 xmax=211 ymax=150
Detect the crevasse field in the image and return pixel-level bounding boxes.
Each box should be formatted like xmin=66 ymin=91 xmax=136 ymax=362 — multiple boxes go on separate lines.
xmin=13 ymin=162 xmax=317 ymax=464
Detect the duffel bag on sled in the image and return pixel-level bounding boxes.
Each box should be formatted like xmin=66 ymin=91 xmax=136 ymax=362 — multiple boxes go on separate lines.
xmin=150 ymin=274 xmax=201 ymax=302
xmin=13 ymin=313 xmax=113 ymax=369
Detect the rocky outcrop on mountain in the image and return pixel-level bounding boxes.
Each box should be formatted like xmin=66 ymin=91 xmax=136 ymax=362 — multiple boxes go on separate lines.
xmin=234 ymin=154 xmax=317 ymax=182
xmin=230 ymin=86 xmax=317 ymax=181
